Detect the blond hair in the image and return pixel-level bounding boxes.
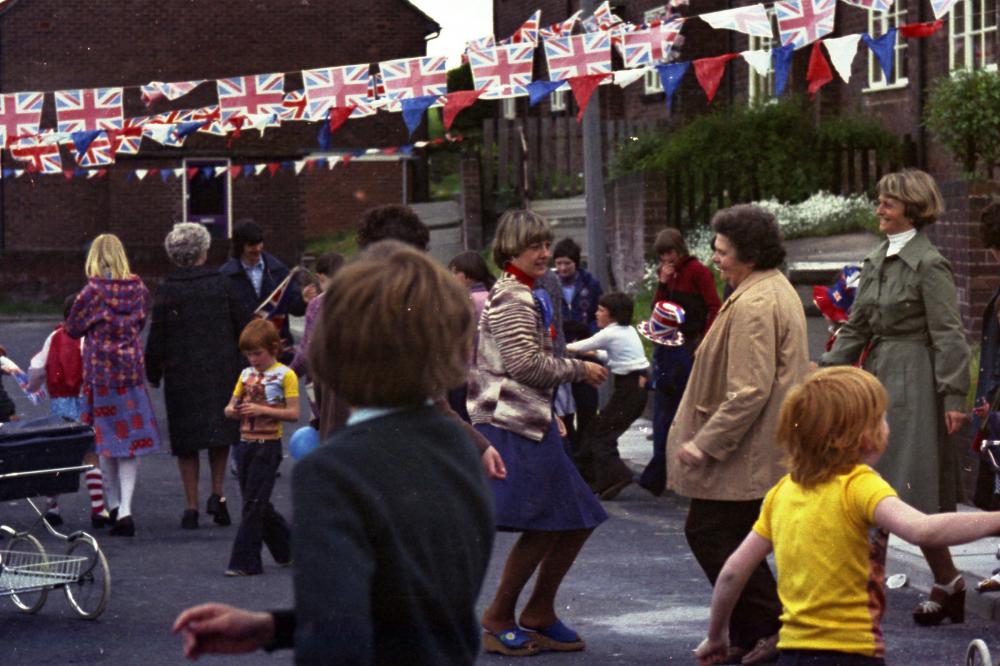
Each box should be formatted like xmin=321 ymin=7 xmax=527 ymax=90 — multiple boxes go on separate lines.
xmin=491 ymin=209 xmax=553 ymax=268
xmin=309 ymin=242 xmax=474 ymax=407
xmin=777 ymin=366 xmax=888 ymax=488
xmin=877 ymin=169 xmax=944 ymax=229
xmin=85 ymin=233 xmax=132 ymax=280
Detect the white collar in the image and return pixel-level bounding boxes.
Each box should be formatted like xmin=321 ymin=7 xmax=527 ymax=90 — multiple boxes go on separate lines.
xmin=886 ymin=228 xmax=917 ymax=257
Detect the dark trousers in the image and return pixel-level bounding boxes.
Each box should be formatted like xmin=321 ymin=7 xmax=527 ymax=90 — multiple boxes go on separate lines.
xmin=228 ymin=439 xmax=291 ymax=574
xmin=685 ymin=498 xmax=781 ymax=651
xmin=778 ymin=650 xmax=884 ymax=665
xmin=575 ymin=372 xmax=648 ymax=490
xmin=638 ymin=386 xmax=683 ymax=494
xmin=565 ymin=382 xmax=599 ymax=455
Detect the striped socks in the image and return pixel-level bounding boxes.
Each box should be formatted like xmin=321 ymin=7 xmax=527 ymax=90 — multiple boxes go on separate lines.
xmin=85 ymin=467 xmax=105 ymax=515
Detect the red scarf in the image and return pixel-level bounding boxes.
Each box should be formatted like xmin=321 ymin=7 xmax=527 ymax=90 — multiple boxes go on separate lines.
xmin=504 ymin=262 xmax=535 ymax=288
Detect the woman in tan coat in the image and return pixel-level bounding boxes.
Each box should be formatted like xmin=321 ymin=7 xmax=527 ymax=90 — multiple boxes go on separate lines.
xmin=667 ymin=205 xmax=810 ymax=664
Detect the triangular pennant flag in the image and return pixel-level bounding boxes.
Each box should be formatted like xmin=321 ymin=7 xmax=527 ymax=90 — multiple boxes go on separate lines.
xmin=175 ymin=121 xmax=206 ymax=140
xmin=327 ymin=156 xmax=341 ymax=170
xmin=126 ymin=171 xmax=136 ymax=182
xmin=526 ymin=80 xmax=566 ymax=107
xmin=70 ymin=130 xmax=102 ymax=157
xmin=693 ymin=53 xmax=739 ymax=104
xmin=200 ymin=166 xmax=214 ymax=178
xmin=822 ymin=34 xmax=861 ymax=84
xmin=88 ymin=169 xmax=101 ymax=179
xmin=214 ymin=166 xmax=228 ymax=177
xmin=63 ymin=169 xmax=74 ymax=180
xmin=144 ymin=124 xmax=174 ymax=145
xmin=243 ymin=165 xmax=254 ymax=177
xmin=341 ymin=154 xmax=353 ymax=166
xmin=400 ymin=145 xmax=414 ymax=156
xmin=135 ymin=168 xmax=148 ymax=181
xmin=229 ymin=165 xmax=242 ymax=179
xmin=149 ymin=167 xmax=160 ymax=177
xmin=313 ymin=158 xmax=327 ymax=169
xmin=186 ymin=167 xmax=199 ymax=180
xmin=172 ymin=167 xmax=184 ymax=179
xmin=741 ymin=50 xmax=772 ymax=77
xmin=862 ymin=29 xmax=897 ymax=82
xmin=899 ymin=19 xmax=943 ymax=39
xmin=267 ymin=162 xmax=281 ymax=176
xmin=773 ymin=44 xmax=796 ymax=96
xmin=442 ymin=89 xmax=485 ymax=131
xmin=807 ymin=41 xmax=834 ymax=98
xmin=254 ymin=164 xmax=267 ymax=176
xmin=2 ymin=169 xmax=12 ymax=178
xmin=613 ymin=68 xmax=646 ymax=89
xmin=656 ymin=61 xmax=690 ymax=110
xmin=400 ymin=95 xmax=439 ymax=138
xmin=294 ymin=160 xmax=307 ymax=175
xmin=14 ymin=169 xmax=24 ymax=178
xmin=930 ymin=0 xmax=958 ymax=19
xmin=567 ymin=73 xmax=609 ymax=123
xmin=319 ymin=105 xmax=356 ymax=150
xmin=160 ymin=169 xmax=171 ymax=183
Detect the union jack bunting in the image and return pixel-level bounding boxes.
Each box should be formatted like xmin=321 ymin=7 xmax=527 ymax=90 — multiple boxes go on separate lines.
xmin=776 ymin=0 xmax=837 ymax=49
xmin=379 ymin=56 xmax=448 ymax=101
xmin=465 ymin=34 xmax=496 ymax=55
xmin=10 ymin=136 xmax=63 ymax=174
xmin=55 ymin=88 xmax=124 ymax=133
xmin=930 ymin=0 xmax=958 ymax=18
xmin=146 ymin=110 xmax=187 ymax=147
xmin=188 ymin=106 xmax=227 ymax=136
xmin=593 ymin=1 xmax=624 ymax=29
xmin=700 ymin=5 xmax=774 ymax=37
xmin=303 ymin=65 xmax=375 ymax=119
xmin=839 ymin=0 xmax=893 ymax=10
xmin=539 ymin=10 xmax=582 ymax=40
xmin=469 ymin=43 xmax=536 ymax=99
xmin=0 ymin=92 xmax=43 ymax=147
xmin=279 ymin=90 xmax=309 ymax=121
xmin=108 ymin=117 xmax=146 ymax=154
xmin=368 ymin=71 xmax=385 ymax=100
xmin=75 ymin=135 xmax=114 ymax=167
xmin=620 ymin=20 xmax=683 ymax=68
xmin=509 ymin=10 xmax=541 ymax=46
xmin=216 ymin=74 xmax=285 ymax=120
xmin=140 ymin=80 xmax=204 ymax=106
xmin=544 ymin=32 xmax=612 ymax=81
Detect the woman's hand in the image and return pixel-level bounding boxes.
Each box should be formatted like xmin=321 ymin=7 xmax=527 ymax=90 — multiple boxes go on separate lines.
xmin=658 ymin=262 xmax=675 ymax=283
xmin=694 ymin=636 xmax=729 ymax=665
xmin=677 ymin=441 xmax=707 ymax=467
xmin=301 ymin=283 xmax=319 ymax=303
xmin=172 ymin=603 xmax=275 ymax=660
xmin=583 ymin=362 xmax=608 ymax=388
xmin=944 ymin=410 xmax=967 ymax=435
xmin=481 ymin=446 xmax=507 ymax=480
xmin=554 ymin=414 xmax=568 ymax=438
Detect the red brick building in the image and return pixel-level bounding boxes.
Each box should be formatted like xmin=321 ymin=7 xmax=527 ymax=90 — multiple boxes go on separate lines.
xmin=0 ymin=0 xmax=439 ymax=299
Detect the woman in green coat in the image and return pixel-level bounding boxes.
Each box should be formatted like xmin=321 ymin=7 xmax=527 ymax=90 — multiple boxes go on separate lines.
xmin=821 ymin=169 xmax=970 ymax=627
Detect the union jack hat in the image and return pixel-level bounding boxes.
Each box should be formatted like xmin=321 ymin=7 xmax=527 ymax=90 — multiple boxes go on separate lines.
xmin=637 ymin=300 xmax=686 ymax=347
xmin=812 ymin=265 xmax=861 ymax=324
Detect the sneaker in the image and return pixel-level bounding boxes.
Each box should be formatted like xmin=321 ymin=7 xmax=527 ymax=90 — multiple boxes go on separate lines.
xmin=181 ymin=509 xmax=199 ymax=530
xmin=43 ymin=511 xmax=64 ymax=527
xmin=206 ymin=494 xmax=231 ymax=526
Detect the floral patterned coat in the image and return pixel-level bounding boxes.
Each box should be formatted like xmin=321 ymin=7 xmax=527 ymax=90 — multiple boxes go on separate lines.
xmin=66 ymin=276 xmax=149 ymax=387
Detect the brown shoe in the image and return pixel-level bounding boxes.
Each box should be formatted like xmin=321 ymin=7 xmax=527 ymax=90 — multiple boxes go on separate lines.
xmin=913 ymin=575 xmax=965 ymax=626
xmin=741 ymin=633 xmax=779 ymax=664
xmin=598 ymin=477 xmax=633 ymax=501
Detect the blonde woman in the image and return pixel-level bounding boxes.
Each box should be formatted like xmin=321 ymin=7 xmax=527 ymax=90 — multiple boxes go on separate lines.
xmin=66 ymin=233 xmax=161 ymax=537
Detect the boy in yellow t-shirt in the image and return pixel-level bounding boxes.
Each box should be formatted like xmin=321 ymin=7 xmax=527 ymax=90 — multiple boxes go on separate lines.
xmin=696 ymin=367 xmax=1000 ymax=665
xmin=223 ymin=319 xmax=299 ymax=577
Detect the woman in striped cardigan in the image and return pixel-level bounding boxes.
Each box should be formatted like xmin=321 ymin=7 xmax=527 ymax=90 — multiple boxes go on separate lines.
xmin=468 ymin=210 xmax=608 ymax=657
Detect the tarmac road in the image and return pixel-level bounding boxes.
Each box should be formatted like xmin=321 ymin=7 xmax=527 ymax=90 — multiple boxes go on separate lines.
xmin=2 ymin=318 xmax=998 ymax=665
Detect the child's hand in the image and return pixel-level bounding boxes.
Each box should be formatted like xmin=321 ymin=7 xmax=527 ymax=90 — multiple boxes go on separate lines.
xmin=693 ymin=636 xmax=728 ymax=665
xmin=237 ymin=402 xmax=269 ymax=418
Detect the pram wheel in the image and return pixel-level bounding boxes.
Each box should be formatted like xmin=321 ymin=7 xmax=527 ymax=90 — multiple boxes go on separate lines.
xmin=5 ymin=534 xmax=49 ymax=613
xmin=63 ymin=538 xmax=110 ymax=620
xmin=967 ymin=639 xmax=994 ymax=666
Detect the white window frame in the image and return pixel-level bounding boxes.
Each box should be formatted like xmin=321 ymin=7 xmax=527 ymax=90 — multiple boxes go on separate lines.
xmin=643 ymin=6 xmax=669 ymax=94
xmin=502 ymin=96 xmax=517 ymax=119
xmin=747 ymin=9 xmax=777 ymax=105
xmin=550 ymin=88 xmax=567 ymax=112
xmin=182 ymin=157 xmax=232 ymax=238
xmin=949 ymin=0 xmax=998 ymax=72
xmin=865 ymin=4 xmax=909 ymax=91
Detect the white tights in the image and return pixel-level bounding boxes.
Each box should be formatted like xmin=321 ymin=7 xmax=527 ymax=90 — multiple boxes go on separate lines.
xmin=100 ymin=457 xmax=138 ymax=518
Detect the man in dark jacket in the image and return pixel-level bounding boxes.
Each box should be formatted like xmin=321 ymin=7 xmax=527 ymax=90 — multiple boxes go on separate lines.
xmin=219 ymin=220 xmax=306 ymax=363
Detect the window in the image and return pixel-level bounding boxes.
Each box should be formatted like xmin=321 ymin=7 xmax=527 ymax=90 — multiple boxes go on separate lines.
xmin=865 ymin=4 xmax=908 ymax=90
xmin=550 ymin=88 xmax=567 ymax=112
xmin=183 ymin=158 xmax=231 ymax=239
xmin=949 ymin=0 xmax=998 ymax=71
xmin=502 ymin=97 xmax=517 ymax=120
xmin=748 ymin=10 xmax=777 ymax=104
xmin=643 ymin=6 xmax=670 ymax=94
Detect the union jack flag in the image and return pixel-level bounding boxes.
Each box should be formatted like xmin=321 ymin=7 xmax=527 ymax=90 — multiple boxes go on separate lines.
xmin=368 ymin=71 xmax=385 ymax=100
xmin=0 ymin=92 xmax=43 ymax=147
xmin=278 ymin=90 xmax=309 ymax=121
xmin=74 ymin=135 xmax=114 ymax=167
xmin=146 ymin=110 xmax=187 ymax=147
xmin=55 ymin=88 xmax=123 ymax=133
xmin=930 ymin=0 xmax=958 ymax=18
xmin=620 ymin=20 xmax=683 ymax=68
xmin=10 ymin=136 xmax=63 ymax=174
xmin=465 ymin=34 xmax=496 ymax=56
xmin=544 ymin=32 xmax=612 ymax=81
xmin=700 ymin=5 xmax=774 ymax=37
xmin=593 ymin=1 xmax=624 ymax=30
xmin=539 ymin=10 xmax=581 ymax=40
xmin=509 ymin=10 xmax=541 ymax=46
xmin=469 ymin=44 xmax=535 ymax=99
xmin=776 ymin=0 xmax=837 ymax=49
xmin=108 ymin=116 xmax=147 ymax=154
xmin=216 ymin=73 xmax=285 ymax=121
xmin=140 ymin=79 xmax=204 ymax=106
xmin=839 ymin=0 xmax=893 ymax=10
xmin=254 ymin=267 xmax=301 ymax=349
xmin=303 ymin=65 xmax=375 ymax=119
xmin=379 ymin=56 xmax=448 ymax=101
xmin=186 ymin=106 xmax=227 ymax=135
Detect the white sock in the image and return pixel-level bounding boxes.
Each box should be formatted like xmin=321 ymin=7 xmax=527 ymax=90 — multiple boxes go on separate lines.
xmin=117 ymin=458 xmax=138 ymax=519
xmin=100 ymin=457 xmax=120 ymax=513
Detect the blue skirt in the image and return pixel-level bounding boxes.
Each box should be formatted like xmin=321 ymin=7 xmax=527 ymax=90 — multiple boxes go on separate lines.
xmin=476 ymin=420 xmax=608 ymax=532
xmin=82 ymin=383 xmax=162 ymax=458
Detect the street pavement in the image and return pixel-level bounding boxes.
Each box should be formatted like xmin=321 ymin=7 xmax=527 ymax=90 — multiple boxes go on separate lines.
xmin=2 ymin=317 xmax=1000 ymax=664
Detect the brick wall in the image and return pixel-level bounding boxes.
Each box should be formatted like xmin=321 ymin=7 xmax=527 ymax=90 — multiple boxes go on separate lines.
xmin=0 ymin=0 xmax=436 ymax=300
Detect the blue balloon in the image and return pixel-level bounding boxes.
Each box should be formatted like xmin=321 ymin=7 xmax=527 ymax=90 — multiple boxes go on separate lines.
xmin=289 ymin=426 xmax=320 ymax=460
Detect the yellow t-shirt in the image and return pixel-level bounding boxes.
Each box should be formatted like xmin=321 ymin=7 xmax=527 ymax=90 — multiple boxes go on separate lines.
xmin=232 ymin=363 xmax=299 ymax=440
xmin=752 ymin=465 xmax=897 ymax=657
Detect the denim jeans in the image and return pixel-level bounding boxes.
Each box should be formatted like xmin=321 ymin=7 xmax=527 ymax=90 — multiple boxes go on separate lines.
xmin=227 ymin=439 xmax=291 ymax=574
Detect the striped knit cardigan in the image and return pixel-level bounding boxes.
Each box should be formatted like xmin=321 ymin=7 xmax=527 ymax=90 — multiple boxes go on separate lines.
xmin=467 ymin=271 xmax=587 ymax=442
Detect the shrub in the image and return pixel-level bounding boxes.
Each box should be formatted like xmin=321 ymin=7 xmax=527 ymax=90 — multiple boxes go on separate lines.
xmin=754 ymin=191 xmax=878 ymax=240
xmin=925 ymin=68 xmax=1000 ymax=179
